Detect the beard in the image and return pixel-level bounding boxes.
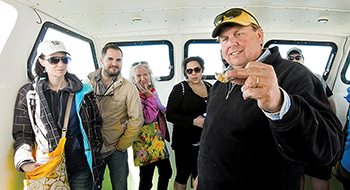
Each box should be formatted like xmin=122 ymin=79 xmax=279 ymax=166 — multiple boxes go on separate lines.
xmin=103 ymin=66 xmax=120 ymax=77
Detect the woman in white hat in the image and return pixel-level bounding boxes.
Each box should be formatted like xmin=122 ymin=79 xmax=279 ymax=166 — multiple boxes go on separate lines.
xmin=12 ymin=40 xmax=104 ymax=189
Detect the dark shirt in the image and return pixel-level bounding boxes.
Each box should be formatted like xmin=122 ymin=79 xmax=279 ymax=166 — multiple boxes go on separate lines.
xmin=197 ymin=46 xmax=343 ymax=190
xmin=43 ymin=81 xmax=89 ymax=178
xmin=166 ymin=81 xmax=212 ymax=149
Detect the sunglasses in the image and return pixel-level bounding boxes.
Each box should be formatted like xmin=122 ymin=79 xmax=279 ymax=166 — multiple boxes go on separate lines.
xmin=132 ymin=61 xmax=148 ymax=67
xmin=287 ymin=55 xmax=303 ymax=61
xmin=214 ymin=8 xmax=260 ymax=27
xmin=186 ymin=67 xmax=202 ymax=75
xmin=45 ymin=56 xmax=71 ymax=65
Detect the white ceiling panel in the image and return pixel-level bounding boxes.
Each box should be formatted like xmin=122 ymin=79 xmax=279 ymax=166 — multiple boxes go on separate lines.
xmin=15 ymin=0 xmax=350 ymax=38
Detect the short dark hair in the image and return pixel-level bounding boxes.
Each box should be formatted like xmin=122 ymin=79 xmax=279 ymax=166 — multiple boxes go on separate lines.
xmin=182 ymin=56 xmax=205 ymax=77
xmin=101 ymin=43 xmax=123 ymax=58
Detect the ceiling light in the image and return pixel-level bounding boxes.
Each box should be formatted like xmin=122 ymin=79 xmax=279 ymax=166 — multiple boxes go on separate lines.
xmin=318 ymin=18 xmax=328 ymax=23
xmin=132 ymin=14 xmax=142 ymax=22
xmin=318 ymin=11 xmax=329 ymax=23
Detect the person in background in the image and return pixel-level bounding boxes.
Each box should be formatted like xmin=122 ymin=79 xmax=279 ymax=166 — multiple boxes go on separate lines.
xmin=129 ymin=61 xmax=172 ymax=190
xmin=287 ymin=47 xmax=336 ymax=114
xmin=166 ymin=56 xmax=212 ymax=190
xmin=12 ymin=40 xmax=104 ymax=189
xmin=338 ymin=87 xmax=350 ymax=190
xmin=287 ymin=47 xmax=335 ymax=190
xmin=87 ymin=43 xmax=144 ymax=190
xmin=195 ymin=8 xmax=343 ymax=190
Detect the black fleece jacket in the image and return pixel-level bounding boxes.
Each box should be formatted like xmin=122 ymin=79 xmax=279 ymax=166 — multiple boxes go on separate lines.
xmin=197 ymin=46 xmax=343 ymax=190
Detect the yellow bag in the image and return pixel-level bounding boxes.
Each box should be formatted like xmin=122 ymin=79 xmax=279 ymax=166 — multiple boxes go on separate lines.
xmin=23 ymin=93 xmax=74 ymax=190
xmin=23 ymin=138 xmax=70 ymax=190
xmin=132 ymin=122 xmax=170 ymax=167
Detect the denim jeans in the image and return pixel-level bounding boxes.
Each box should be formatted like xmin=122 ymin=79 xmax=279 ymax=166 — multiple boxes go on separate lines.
xmin=101 ymin=149 xmax=129 ymax=190
xmin=69 ymin=169 xmax=94 ymax=190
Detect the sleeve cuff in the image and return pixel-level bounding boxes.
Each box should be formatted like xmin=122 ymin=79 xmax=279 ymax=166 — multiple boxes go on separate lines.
xmin=262 ymin=88 xmax=291 ymax=120
xmin=115 ymin=145 xmax=126 ymax=152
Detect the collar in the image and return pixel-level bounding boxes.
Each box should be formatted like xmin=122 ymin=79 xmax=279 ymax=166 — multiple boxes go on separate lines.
xmin=41 ymin=73 xmax=83 ymax=93
xmin=256 ymin=48 xmax=271 ymax=62
xmin=94 ymin=71 xmax=118 ymax=83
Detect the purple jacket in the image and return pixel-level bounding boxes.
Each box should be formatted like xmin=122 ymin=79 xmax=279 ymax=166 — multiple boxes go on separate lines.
xmin=140 ymin=88 xmax=166 ymax=124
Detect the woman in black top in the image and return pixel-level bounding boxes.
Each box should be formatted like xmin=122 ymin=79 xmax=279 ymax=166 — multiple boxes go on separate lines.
xmin=166 ymin=56 xmax=212 ymax=190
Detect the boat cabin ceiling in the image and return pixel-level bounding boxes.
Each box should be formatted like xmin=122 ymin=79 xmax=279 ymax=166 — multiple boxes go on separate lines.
xmin=16 ymin=0 xmax=350 ymax=39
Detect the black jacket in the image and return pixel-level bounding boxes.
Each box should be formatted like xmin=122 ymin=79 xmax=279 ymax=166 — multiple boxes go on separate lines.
xmin=197 ymin=46 xmax=343 ymax=190
xmin=13 ymin=73 xmax=104 ymax=189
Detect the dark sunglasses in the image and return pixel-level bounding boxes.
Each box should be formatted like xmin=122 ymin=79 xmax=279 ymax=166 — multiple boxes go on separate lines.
xmin=214 ymin=8 xmax=260 ymax=27
xmin=132 ymin=61 xmax=148 ymax=67
xmin=45 ymin=56 xmax=71 ymax=65
xmin=287 ymin=55 xmax=303 ymax=61
xmin=186 ymin=67 xmax=202 ymax=75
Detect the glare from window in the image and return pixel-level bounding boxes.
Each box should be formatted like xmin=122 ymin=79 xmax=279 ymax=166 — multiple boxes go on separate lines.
xmin=0 ymin=1 xmax=17 ymax=54
xmin=32 ymin=28 xmax=96 ymax=80
xmin=268 ymin=44 xmax=332 ymax=76
xmin=187 ymin=43 xmax=224 ymax=76
xmin=119 ymin=44 xmax=171 ymax=80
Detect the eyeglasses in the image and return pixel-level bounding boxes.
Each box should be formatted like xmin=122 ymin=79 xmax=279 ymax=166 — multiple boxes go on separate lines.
xmin=132 ymin=61 xmax=148 ymax=67
xmin=45 ymin=56 xmax=71 ymax=65
xmin=287 ymin=55 xmax=303 ymax=61
xmin=186 ymin=67 xmax=202 ymax=75
xmin=213 ymin=8 xmax=260 ymax=27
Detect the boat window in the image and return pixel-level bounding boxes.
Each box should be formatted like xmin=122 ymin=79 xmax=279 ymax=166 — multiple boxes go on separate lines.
xmin=113 ymin=41 xmax=174 ymax=81
xmin=264 ymin=40 xmax=337 ymax=80
xmin=341 ymin=49 xmax=350 ymax=84
xmin=184 ymin=39 xmax=222 ymax=80
xmin=28 ymin=21 xmax=98 ymax=81
xmin=0 ymin=1 xmax=17 ymax=54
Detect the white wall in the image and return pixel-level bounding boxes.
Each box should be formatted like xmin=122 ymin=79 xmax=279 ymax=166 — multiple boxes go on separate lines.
xmin=1 ymin=1 xmax=41 ymax=189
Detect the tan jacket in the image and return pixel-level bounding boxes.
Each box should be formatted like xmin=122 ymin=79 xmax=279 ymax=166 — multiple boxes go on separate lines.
xmin=87 ymin=69 xmax=144 ymax=153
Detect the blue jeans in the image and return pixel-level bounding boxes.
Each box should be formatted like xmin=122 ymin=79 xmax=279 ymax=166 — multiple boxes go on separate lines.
xmin=102 ymin=149 xmax=129 ymax=190
xmin=69 ymin=169 xmax=94 ymax=190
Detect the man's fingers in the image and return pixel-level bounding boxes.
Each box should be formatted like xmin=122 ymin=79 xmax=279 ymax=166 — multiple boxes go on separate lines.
xmin=225 ymin=68 xmax=249 ymax=80
xmin=241 ymin=87 xmax=263 ymax=100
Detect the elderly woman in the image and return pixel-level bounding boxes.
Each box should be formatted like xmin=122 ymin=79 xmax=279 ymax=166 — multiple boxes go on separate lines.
xmin=12 ymin=40 xmax=104 ymax=190
xmin=129 ymin=61 xmax=172 ymax=190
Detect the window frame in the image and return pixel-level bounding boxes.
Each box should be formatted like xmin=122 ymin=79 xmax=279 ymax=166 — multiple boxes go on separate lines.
xmin=264 ymin=40 xmax=338 ymax=81
xmin=341 ymin=49 xmax=350 ymax=84
xmin=114 ymin=40 xmax=174 ymax=81
xmin=27 ymin=21 xmax=98 ymax=81
xmin=184 ymin=39 xmax=220 ymax=80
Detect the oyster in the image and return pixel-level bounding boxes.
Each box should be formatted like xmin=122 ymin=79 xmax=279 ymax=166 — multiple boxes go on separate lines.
xmin=215 ymin=72 xmax=233 ymax=83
